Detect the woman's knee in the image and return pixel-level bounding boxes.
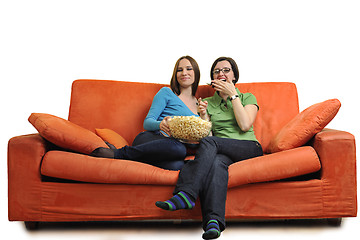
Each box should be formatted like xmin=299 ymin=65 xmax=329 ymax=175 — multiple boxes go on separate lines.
xmin=200 ymin=136 xmax=218 ymax=147
xmin=214 ymin=154 xmax=233 ymax=167
xmin=168 ymin=141 xmax=187 ymax=159
xmin=132 ymin=131 xmax=163 ymax=146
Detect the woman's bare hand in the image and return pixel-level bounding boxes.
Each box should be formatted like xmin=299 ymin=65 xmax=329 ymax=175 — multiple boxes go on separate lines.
xmin=160 ymin=116 xmax=172 ymax=136
xmin=197 ymin=98 xmax=209 ymax=121
xmin=211 ymin=80 xmax=237 ymax=96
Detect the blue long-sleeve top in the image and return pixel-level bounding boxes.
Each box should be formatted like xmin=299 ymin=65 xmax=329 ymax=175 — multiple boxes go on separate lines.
xmin=144 ymin=87 xmax=198 ymax=131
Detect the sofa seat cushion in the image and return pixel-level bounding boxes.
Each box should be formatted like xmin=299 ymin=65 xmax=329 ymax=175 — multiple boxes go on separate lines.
xmin=228 ymin=146 xmax=321 ymax=187
xmin=41 ymin=151 xmax=179 ymax=185
xmin=41 ymin=146 xmax=321 ymax=187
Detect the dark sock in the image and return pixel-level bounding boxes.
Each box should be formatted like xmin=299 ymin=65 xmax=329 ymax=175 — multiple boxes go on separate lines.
xmin=91 ymin=147 xmax=115 ymax=158
xmin=105 ymin=141 xmax=116 ymax=150
xmin=202 ymin=219 xmax=221 ymax=239
xmin=155 ymin=191 xmax=195 ymax=211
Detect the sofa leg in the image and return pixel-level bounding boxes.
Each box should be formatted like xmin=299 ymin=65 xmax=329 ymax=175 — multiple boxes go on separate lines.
xmin=24 ymin=221 xmax=39 ymax=230
xmin=327 ymin=218 xmax=342 ymax=227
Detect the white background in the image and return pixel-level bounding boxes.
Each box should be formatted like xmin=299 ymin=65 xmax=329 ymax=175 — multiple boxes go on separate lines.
xmin=1 ymin=0 xmax=359 ymax=239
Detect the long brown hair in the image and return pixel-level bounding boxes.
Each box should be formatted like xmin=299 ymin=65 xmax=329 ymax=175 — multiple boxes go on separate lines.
xmin=170 ymin=56 xmax=200 ymax=96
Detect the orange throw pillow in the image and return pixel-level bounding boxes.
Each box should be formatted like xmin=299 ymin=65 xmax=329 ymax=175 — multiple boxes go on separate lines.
xmin=95 ymin=128 xmax=129 ymax=149
xmin=267 ymin=99 xmax=341 ymax=153
xmin=29 ymin=113 xmax=108 ymax=154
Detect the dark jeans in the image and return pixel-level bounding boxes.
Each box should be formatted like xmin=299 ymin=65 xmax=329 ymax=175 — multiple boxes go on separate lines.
xmin=113 ymin=131 xmax=187 ymax=170
xmin=174 ymin=136 xmax=263 ymax=231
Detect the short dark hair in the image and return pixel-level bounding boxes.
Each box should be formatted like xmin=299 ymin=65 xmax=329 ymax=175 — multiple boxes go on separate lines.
xmin=170 ymin=56 xmax=200 ymax=96
xmin=210 ymin=57 xmax=239 ymax=84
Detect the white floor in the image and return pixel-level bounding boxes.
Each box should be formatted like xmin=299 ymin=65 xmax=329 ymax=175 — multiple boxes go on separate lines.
xmin=2 ymin=217 xmax=359 ymax=240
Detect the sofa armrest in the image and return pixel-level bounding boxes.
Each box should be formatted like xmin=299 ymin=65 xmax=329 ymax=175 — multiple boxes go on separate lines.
xmin=311 ymin=129 xmax=356 ymax=180
xmin=311 ymin=128 xmax=357 ymax=216
xmin=8 ymin=134 xmax=48 ymax=221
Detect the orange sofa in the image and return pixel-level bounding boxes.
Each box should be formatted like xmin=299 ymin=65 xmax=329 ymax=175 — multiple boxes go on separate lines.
xmin=8 ymin=80 xmax=357 ymax=229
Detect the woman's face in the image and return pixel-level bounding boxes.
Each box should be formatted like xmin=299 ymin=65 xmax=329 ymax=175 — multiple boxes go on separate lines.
xmin=213 ymin=60 xmax=235 ymax=83
xmin=176 ymin=58 xmax=195 ymax=88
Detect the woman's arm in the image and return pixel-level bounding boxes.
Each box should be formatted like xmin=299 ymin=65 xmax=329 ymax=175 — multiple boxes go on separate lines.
xmin=143 ymin=88 xmax=169 ymax=131
xmin=211 ymin=80 xmax=258 ymax=132
xmin=197 ymin=98 xmax=213 ymax=136
xmin=197 ymin=98 xmax=210 ymax=121
xmin=231 ymin=99 xmax=258 ymax=132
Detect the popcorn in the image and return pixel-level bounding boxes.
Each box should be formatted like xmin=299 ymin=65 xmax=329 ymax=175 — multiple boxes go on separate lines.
xmin=168 ymin=116 xmax=212 ymax=142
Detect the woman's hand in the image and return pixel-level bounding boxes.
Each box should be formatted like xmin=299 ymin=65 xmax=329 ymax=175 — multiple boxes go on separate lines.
xmin=159 ymin=116 xmax=172 ymax=136
xmin=197 ymin=98 xmax=209 ymax=121
xmin=211 ymin=80 xmax=237 ymax=96
xmin=212 ymin=80 xmax=258 ymax=132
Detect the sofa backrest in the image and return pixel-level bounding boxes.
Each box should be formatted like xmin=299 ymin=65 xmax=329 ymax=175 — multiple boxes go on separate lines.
xmin=68 ymin=80 xmax=299 ymax=151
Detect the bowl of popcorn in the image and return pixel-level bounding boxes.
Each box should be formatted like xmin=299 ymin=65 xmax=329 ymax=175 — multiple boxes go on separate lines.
xmin=168 ymin=116 xmax=212 ymax=143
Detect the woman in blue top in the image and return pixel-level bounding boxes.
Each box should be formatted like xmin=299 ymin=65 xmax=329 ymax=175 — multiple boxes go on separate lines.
xmin=91 ymin=56 xmax=200 ymax=170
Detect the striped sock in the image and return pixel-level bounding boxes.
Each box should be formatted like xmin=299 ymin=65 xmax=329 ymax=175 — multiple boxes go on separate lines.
xmin=202 ymin=219 xmax=221 ymax=239
xmin=155 ymin=191 xmax=195 ymax=211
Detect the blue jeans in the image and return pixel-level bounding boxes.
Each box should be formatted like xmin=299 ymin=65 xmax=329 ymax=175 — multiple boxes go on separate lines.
xmin=113 ymin=131 xmax=187 ymax=170
xmin=174 ymin=136 xmax=263 ymax=231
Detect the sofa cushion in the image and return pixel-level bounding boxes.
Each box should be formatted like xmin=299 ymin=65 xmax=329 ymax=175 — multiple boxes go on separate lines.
xmin=235 ymin=82 xmax=300 ymax=152
xmin=68 ymin=80 xmax=167 ymax=145
xmin=41 ymin=146 xmax=320 ymax=187
xmin=41 ymin=151 xmax=179 ymax=185
xmin=267 ymin=99 xmax=341 ymax=153
xmin=68 ymin=80 xmax=300 ymax=151
xmin=29 ymin=113 xmax=108 ymax=154
xmin=228 ymin=146 xmax=321 ymax=187
xmin=95 ymin=128 xmax=129 ymax=148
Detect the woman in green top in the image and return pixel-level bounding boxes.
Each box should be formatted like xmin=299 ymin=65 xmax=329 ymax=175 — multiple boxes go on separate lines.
xmin=155 ymin=57 xmax=263 ymax=239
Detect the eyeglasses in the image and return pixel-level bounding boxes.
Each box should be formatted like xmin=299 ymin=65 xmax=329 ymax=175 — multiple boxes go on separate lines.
xmin=213 ymin=68 xmax=232 ymax=75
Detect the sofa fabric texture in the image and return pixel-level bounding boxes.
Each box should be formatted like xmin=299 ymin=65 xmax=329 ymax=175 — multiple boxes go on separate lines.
xmin=268 ymin=98 xmax=341 ymax=153
xmin=40 ymin=146 xmax=320 ymax=186
xmin=8 ymin=80 xmax=357 ymax=224
xmin=95 ymin=128 xmax=129 ymax=148
xmin=29 ymin=113 xmax=108 ymax=154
